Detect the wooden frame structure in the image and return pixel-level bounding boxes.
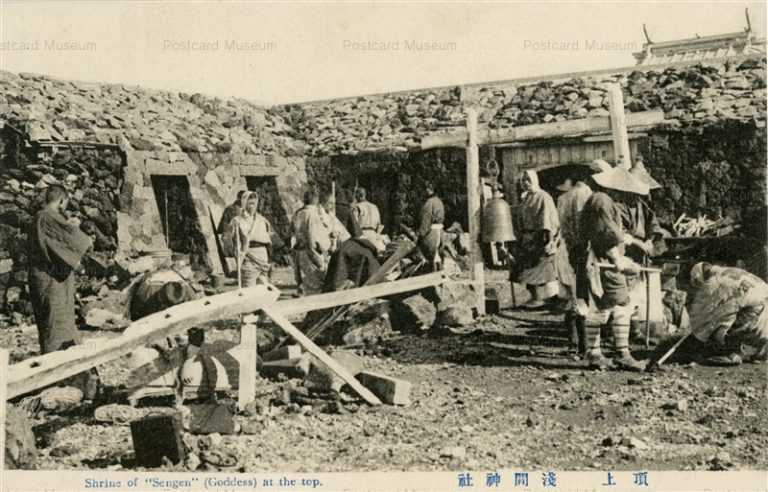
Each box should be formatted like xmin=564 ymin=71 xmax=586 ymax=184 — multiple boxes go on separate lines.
xmin=6 ymin=272 xmax=446 ymax=409
xmin=455 ymin=95 xmax=660 ymax=311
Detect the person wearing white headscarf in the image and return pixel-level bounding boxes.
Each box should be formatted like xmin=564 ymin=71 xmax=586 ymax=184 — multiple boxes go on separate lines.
xmin=511 ymin=170 xmax=575 ymax=309
xmin=228 ymin=191 xmax=273 ymax=287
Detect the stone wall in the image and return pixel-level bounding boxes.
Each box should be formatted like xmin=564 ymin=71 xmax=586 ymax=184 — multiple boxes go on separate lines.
xmin=641 ymin=120 xmax=768 ymax=227
xmin=0 ymin=130 xmax=126 ymax=313
xmin=278 ymin=57 xmax=766 ymax=156
xmin=0 ymin=68 xmax=310 ymax=314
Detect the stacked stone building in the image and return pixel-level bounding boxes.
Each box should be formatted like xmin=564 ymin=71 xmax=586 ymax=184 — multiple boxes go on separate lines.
xmin=0 ymin=36 xmax=766 ymax=315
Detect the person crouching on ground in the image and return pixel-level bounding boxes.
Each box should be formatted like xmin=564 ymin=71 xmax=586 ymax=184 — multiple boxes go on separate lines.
xmin=228 ymin=191 xmax=273 ymax=286
xmin=648 ymin=262 xmax=768 ymax=368
xmin=511 ymin=170 xmax=575 ymax=310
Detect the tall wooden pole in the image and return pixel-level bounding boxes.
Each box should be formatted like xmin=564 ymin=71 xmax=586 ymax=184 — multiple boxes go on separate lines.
xmin=607 ymin=83 xmax=631 ymax=169
xmin=466 ymin=108 xmax=486 ymax=316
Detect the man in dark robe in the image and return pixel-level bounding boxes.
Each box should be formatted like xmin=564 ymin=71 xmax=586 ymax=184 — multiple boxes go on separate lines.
xmin=28 ymin=185 xmax=93 ymax=354
xmin=417 ymin=182 xmax=445 ymax=271
xmin=28 ymin=185 xmax=97 ymax=398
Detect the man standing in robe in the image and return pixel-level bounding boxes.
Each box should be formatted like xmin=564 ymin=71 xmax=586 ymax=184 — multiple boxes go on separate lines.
xmin=557 ymin=160 xmax=610 ymax=353
xmin=576 ymin=166 xmax=648 ymax=371
xmin=418 ymin=182 xmax=445 ymax=271
xmin=28 ymin=184 xmax=98 ymax=398
xmin=319 ymin=190 xmax=350 ymax=254
xmin=291 ymin=188 xmax=331 ymax=296
xmin=511 ymin=170 xmax=575 ymax=309
xmin=28 ymin=185 xmax=93 ymax=354
xmin=347 ymin=187 xmax=386 ymax=252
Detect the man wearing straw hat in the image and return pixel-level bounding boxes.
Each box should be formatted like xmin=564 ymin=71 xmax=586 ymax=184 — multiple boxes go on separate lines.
xmin=622 ymin=155 xmax=665 ymax=262
xmin=575 ymin=164 xmax=648 ymax=371
xmin=557 ymin=159 xmax=611 ymax=354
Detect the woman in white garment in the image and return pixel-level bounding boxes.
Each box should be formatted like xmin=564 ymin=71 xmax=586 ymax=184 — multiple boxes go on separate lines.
xmin=229 ymin=191 xmax=273 ymax=287
xmin=512 ymin=170 xmax=575 ymax=309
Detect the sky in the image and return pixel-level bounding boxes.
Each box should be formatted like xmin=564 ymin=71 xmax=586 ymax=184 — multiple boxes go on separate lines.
xmin=0 ymin=1 xmax=765 ymax=105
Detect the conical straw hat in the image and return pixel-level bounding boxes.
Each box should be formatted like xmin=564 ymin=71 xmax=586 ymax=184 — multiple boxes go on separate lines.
xmin=592 ymin=166 xmax=650 ymax=195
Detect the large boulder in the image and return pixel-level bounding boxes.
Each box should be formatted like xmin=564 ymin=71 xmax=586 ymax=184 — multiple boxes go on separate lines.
xmin=433 ymin=281 xmax=478 ymax=327
xmin=389 ymin=294 xmax=437 ymax=332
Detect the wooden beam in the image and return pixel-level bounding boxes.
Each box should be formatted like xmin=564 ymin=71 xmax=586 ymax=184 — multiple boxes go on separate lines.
xmin=275 ymin=271 xmax=445 ymax=316
xmin=607 ymin=84 xmax=632 ymax=168
xmin=466 ymin=107 xmax=485 ymax=316
xmin=260 ymin=307 xmax=382 ymax=405
xmin=7 ymin=285 xmax=279 ymax=399
xmin=237 ymin=165 xmax=280 ymax=177
xmin=582 ymin=132 xmax=648 ymax=143
xmin=420 ymin=110 xmax=665 ymax=150
xmin=356 ymin=370 xmax=412 ymax=406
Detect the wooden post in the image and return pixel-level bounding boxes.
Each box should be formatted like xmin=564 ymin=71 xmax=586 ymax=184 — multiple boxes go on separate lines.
xmin=0 ymin=349 xmax=7 ymax=481
xmin=607 ymin=83 xmax=631 ymax=169
xmin=237 ymin=315 xmax=258 ymax=411
xmin=466 ymin=108 xmax=486 ymax=315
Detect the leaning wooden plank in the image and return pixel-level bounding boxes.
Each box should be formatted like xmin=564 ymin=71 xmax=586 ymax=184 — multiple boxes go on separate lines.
xmin=275 ymin=271 xmax=445 ymax=317
xmin=7 ymin=285 xmax=280 ymax=400
xmin=261 ymin=307 xmax=382 ymax=406
xmin=420 ymin=110 xmax=665 ymax=150
xmin=356 ymin=370 xmax=412 ymax=406
xmin=304 ymin=240 xmax=419 ymax=341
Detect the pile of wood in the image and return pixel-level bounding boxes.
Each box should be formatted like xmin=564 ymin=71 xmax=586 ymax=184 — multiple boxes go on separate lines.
xmin=673 ymin=213 xmax=740 ymax=237
xmin=276 ymin=58 xmax=766 ymax=156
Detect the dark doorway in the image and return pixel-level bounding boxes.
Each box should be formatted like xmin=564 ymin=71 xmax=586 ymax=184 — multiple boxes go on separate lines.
xmin=334 ymin=172 xmax=399 ymax=235
xmin=150 ymin=175 xmax=207 ymax=258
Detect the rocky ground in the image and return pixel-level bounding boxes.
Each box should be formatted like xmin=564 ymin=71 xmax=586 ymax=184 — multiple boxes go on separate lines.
xmin=1 ymin=270 xmax=766 ymax=473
